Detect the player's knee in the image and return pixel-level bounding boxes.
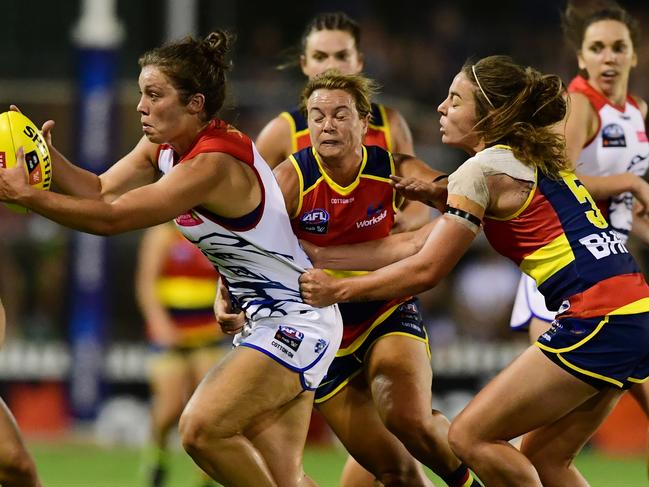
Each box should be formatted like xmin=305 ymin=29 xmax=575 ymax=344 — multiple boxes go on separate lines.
xmin=523 ymin=444 xmax=576 ymax=480
xmin=178 ymin=409 xmax=212 ymax=456
xmin=382 ymin=402 xmax=427 ymax=438
xmin=447 ymin=417 xmax=474 ymax=463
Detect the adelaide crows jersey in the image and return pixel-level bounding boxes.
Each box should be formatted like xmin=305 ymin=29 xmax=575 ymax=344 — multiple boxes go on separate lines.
xmin=289 ymin=144 xmax=407 ymax=348
xmin=280 ymin=103 xmax=393 ymax=153
xmin=483 ymin=149 xmax=649 ymax=317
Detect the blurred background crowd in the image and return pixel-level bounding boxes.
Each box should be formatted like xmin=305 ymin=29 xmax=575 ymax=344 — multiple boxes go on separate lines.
xmin=0 ymin=0 xmax=647 ymax=459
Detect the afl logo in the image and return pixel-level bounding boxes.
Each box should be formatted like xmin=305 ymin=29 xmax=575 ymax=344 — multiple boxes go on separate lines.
xmin=300 ymin=208 xmax=329 ymax=234
xmin=602 ymin=123 xmax=626 ymax=147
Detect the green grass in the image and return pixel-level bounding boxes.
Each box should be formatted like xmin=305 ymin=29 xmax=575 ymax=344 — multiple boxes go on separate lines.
xmin=29 ymin=441 xmax=647 ymax=487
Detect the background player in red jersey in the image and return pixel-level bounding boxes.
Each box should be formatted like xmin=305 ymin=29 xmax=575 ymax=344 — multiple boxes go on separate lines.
xmin=299 ymin=55 xmax=649 ymax=486
xmin=0 ymin=298 xmax=42 ymax=487
xmin=256 ymin=11 xmax=429 ymax=234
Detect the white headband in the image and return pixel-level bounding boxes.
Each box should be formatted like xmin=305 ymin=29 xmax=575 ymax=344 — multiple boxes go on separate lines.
xmin=472 ymin=65 xmax=495 ymax=109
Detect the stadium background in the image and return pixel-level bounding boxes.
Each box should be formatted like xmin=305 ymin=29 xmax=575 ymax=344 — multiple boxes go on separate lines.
xmin=0 ymin=0 xmax=648 ymax=485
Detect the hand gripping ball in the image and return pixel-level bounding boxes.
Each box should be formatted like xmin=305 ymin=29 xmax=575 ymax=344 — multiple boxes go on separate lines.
xmin=0 ymin=111 xmax=52 ymax=212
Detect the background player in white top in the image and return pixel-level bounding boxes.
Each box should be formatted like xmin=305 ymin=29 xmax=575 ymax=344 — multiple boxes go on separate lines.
xmin=0 ymin=31 xmax=342 ymax=487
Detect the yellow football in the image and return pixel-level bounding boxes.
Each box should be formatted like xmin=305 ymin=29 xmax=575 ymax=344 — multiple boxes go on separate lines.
xmin=0 ymin=111 xmax=52 ymax=212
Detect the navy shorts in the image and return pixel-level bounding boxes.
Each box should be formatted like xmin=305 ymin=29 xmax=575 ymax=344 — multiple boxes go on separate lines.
xmin=536 ymin=311 xmax=649 ymax=389
xmin=314 ymin=298 xmax=428 ymax=403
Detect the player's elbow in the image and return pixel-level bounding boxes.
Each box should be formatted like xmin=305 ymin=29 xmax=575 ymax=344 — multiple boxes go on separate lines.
xmin=410 ymin=266 xmax=440 ymax=294
xmin=89 ymin=212 xmax=129 ymax=236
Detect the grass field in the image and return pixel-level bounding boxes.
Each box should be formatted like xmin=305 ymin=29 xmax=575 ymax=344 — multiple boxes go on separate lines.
xmin=29 ymin=441 xmax=647 ymax=486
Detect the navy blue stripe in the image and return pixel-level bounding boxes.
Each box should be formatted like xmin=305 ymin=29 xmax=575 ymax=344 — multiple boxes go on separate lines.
xmin=369 ymin=103 xmax=384 ymax=125
xmin=536 ymin=173 xmax=641 ymax=306
xmin=288 ymin=108 xmax=308 ymax=132
xmin=362 ymin=145 xmax=392 ymax=178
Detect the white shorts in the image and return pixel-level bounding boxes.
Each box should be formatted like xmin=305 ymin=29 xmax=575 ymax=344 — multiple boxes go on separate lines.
xmin=234 ymin=305 xmax=342 ymax=390
xmin=510 ymin=274 xmax=555 ymax=330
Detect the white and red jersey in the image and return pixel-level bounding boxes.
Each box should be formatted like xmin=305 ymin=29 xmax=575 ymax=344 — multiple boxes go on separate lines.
xmin=157 ymin=119 xmax=314 ymax=320
xmin=569 ymin=75 xmax=649 ymax=240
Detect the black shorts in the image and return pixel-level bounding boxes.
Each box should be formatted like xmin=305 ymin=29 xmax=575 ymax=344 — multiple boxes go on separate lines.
xmin=536 ymin=310 xmax=649 ymax=389
xmin=314 ymin=298 xmax=428 ymax=403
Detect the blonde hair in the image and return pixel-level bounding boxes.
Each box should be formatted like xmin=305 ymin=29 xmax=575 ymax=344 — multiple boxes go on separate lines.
xmin=300 ymin=70 xmax=379 ymax=119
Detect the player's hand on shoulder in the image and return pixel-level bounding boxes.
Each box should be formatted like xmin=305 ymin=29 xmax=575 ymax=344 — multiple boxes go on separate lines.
xmin=390 ymin=174 xmax=444 ymax=209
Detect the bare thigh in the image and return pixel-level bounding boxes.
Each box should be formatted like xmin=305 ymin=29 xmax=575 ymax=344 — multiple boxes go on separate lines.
xmin=521 ymin=388 xmax=622 ymax=465
xmin=245 ymin=390 xmax=316 ymax=486
xmin=187 ymin=346 xmax=228 ymax=388
xmin=365 ymin=335 xmax=433 ymax=423
xmin=453 ymin=346 xmax=601 ymax=443
xmin=629 ymin=381 xmax=649 ymax=418
xmin=183 ymin=346 xmax=305 ymax=437
xmin=318 ymin=374 xmax=428 ymax=485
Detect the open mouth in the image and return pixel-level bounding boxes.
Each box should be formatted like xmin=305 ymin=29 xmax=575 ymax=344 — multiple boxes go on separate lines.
xmin=601 ymin=70 xmax=618 ymax=80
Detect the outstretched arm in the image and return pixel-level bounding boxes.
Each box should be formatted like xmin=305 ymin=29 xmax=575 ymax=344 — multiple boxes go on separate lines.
xmin=300 ymin=215 xmax=476 ymax=306
xmin=304 ymin=220 xmax=436 ymax=271
xmin=0 ymin=149 xmax=237 ymax=235
xmin=391 ymin=153 xmax=447 ymax=232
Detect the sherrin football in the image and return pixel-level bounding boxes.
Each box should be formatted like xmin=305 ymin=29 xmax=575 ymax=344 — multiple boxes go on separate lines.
xmin=0 ymin=111 xmax=52 ymax=212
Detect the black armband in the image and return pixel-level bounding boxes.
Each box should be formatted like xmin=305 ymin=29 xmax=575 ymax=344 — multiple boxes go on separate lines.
xmin=445 ymin=205 xmax=482 ymax=227
xmin=432 ymin=174 xmax=449 ymax=183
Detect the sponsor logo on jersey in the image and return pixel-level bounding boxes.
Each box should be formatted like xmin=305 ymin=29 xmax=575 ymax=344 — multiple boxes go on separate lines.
xmin=638 ymin=131 xmax=648 ymax=143
xmin=0 ymin=152 xmax=5 ymax=168
xmin=314 ymin=338 xmax=327 ymax=354
xmin=271 ymin=340 xmax=294 ymax=358
xmin=356 ymin=209 xmax=388 ymax=229
xmin=331 ymin=197 xmax=355 ymax=204
xmin=579 ymin=230 xmax=628 ymax=259
xmin=367 ymin=202 xmax=384 ymax=217
xmin=602 ymin=123 xmax=626 ymax=147
xmin=175 ymin=210 xmax=204 ymax=227
xmin=274 ymin=325 xmax=304 ymax=351
xmin=300 ymin=208 xmax=329 ymax=234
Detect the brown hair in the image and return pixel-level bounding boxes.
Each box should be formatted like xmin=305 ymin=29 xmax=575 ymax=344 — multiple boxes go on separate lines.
xmin=301 ymin=12 xmax=361 ymax=53
xmin=278 ymin=12 xmax=361 ymax=71
xmin=300 ymin=70 xmax=378 ymax=119
xmin=138 ymin=30 xmax=233 ymax=120
xmin=463 ymin=55 xmax=569 ymax=177
xmin=562 ymin=1 xmax=640 ymax=52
